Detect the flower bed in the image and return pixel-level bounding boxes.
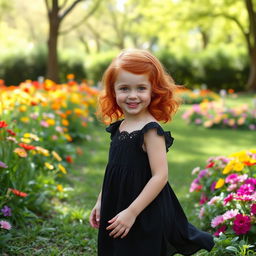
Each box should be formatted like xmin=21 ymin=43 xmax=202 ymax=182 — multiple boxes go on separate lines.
xmin=190 ymin=150 xmax=256 ymax=255
xmin=0 ymin=78 xmax=98 ymax=246
xmin=176 ymin=88 xmax=220 ymax=104
xmin=182 ymin=101 xmax=256 ymax=130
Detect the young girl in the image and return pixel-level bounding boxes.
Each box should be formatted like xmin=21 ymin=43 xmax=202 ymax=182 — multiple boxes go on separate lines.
xmin=90 ymin=49 xmax=214 ymax=256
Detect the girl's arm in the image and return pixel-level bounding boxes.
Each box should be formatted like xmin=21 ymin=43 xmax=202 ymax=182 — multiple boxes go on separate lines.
xmin=89 ymin=191 xmax=102 ymax=228
xmin=107 ymin=128 xmax=168 ymax=238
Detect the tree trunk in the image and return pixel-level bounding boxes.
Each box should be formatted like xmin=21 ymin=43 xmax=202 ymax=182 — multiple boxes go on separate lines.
xmin=46 ymin=14 xmax=60 ymax=83
xmin=247 ymin=49 xmax=256 ymax=91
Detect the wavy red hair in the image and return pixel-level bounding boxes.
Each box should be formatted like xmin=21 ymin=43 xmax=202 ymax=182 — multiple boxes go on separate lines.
xmin=96 ymin=49 xmax=181 ymax=124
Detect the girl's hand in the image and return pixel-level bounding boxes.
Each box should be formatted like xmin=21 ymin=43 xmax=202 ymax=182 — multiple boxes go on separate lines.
xmin=106 ymin=208 xmax=137 ymax=238
xmin=89 ymin=201 xmax=101 ymax=229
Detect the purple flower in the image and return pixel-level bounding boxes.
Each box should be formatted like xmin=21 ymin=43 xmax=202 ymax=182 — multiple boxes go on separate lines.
xmin=1 ymin=206 xmax=11 ymax=217
xmin=210 ymin=181 xmax=217 ymax=192
xmin=0 ymin=161 xmax=8 ymax=168
xmin=198 ymin=169 xmax=208 ymax=179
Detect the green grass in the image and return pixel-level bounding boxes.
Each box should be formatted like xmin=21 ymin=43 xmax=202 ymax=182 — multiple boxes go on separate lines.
xmin=2 ymin=95 xmax=255 ymax=255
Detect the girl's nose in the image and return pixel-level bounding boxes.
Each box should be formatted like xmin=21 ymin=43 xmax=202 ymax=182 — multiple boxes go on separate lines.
xmin=128 ymin=90 xmax=137 ymax=98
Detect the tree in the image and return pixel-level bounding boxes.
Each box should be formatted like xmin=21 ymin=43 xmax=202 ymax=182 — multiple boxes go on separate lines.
xmin=44 ymin=0 xmax=101 ymax=82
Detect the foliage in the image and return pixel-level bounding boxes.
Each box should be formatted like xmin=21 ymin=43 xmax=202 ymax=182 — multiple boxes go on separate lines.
xmin=0 ymin=78 xmax=98 ymax=249
xmin=189 ymin=150 xmax=256 ymax=255
xmin=0 ymin=48 xmax=87 ymax=85
xmin=182 ymin=100 xmax=256 ymax=130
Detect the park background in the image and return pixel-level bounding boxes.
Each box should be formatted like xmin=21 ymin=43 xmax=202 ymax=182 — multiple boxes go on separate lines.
xmin=0 ymin=0 xmax=255 ymax=255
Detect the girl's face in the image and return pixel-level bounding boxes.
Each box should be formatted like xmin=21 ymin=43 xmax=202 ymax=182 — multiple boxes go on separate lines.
xmin=114 ymin=69 xmax=152 ymax=118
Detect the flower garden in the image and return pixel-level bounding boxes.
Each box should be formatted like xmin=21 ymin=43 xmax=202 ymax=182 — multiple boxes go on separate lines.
xmin=182 ymin=100 xmax=256 ymax=130
xmin=0 ymin=80 xmax=255 ymax=255
xmin=0 ymin=78 xmax=99 ymax=249
xmin=189 ymin=150 xmax=256 ymax=255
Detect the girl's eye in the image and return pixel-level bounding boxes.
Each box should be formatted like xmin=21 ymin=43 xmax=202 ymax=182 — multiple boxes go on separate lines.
xmin=138 ymin=87 xmax=146 ymax=91
xmin=120 ymin=87 xmax=128 ymax=91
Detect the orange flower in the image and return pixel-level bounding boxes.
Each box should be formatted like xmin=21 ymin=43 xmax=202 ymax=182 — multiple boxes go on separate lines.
xmin=0 ymin=121 xmax=8 ymax=128
xmin=9 ymin=188 xmax=28 ymax=197
xmin=67 ymin=73 xmax=75 ymax=80
xmin=14 ymin=148 xmax=28 ymax=158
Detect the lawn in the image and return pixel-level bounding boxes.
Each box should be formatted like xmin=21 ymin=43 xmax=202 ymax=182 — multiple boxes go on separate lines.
xmin=3 ymin=95 xmax=255 ymax=256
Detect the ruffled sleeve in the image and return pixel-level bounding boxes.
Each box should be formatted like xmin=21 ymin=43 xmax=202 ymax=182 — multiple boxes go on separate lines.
xmin=106 ymin=120 xmax=122 ymax=140
xmin=140 ymin=122 xmax=174 ymax=152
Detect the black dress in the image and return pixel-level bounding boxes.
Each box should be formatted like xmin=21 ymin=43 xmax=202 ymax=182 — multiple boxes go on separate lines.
xmin=98 ymin=120 xmax=214 ymax=256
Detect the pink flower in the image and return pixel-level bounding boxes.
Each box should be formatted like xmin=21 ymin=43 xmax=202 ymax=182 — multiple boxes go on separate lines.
xmin=40 ymin=120 xmax=49 ymax=127
xmin=199 ymin=206 xmax=205 ymax=219
xmin=225 ymin=173 xmax=239 ymax=184
xmin=251 ymin=204 xmax=256 ymax=215
xmin=237 ymin=174 xmax=248 ymax=183
xmin=227 ymin=183 xmax=238 ymax=191
xmin=245 ymin=178 xmax=256 ymax=186
xmin=223 ymin=194 xmax=234 ymax=205
xmin=199 ymin=193 xmax=208 ymax=205
xmin=237 ymin=184 xmax=255 ymax=196
xmin=233 ymin=214 xmax=251 ymax=235
xmin=0 ymin=220 xmax=12 ymax=230
xmin=211 ymin=215 xmax=224 ymax=228
xmin=207 ymin=196 xmax=221 ymax=205
xmin=234 ymin=194 xmax=253 ymax=201
xmin=223 ymin=209 xmax=239 ymax=220
xmin=214 ymin=225 xmax=227 ymax=237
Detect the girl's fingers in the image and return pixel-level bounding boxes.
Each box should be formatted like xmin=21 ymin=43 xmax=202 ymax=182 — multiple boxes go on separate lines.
xmin=113 ymin=227 xmax=126 ymax=238
xmin=121 ymin=228 xmax=129 ymax=238
xmin=108 ymin=215 xmax=118 ymax=223
xmin=109 ymin=224 xmax=122 ymax=236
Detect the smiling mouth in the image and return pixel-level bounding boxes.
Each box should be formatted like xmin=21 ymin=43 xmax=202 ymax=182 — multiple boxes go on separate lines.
xmin=127 ymin=102 xmax=140 ymax=108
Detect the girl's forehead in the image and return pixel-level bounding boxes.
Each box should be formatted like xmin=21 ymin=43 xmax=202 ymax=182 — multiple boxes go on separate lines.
xmin=114 ymin=69 xmax=150 ymax=84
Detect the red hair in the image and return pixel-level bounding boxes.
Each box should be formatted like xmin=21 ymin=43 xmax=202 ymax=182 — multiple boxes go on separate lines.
xmin=97 ymin=49 xmax=181 ymax=124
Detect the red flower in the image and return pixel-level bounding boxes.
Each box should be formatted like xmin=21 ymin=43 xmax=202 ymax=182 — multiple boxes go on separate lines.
xmin=0 ymin=121 xmax=8 ymax=128
xmin=206 ymin=162 xmax=215 ymax=168
xmin=244 ymin=161 xmax=256 ymax=166
xmin=9 ymin=188 xmax=28 ymax=197
xmin=233 ymin=214 xmax=251 ymax=235
xmin=251 ymin=204 xmax=256 ymax=215
xmin=65 ymin=155 xmax=73 ymax=163
xmin=18 ymin=143 xmax=36 ymax=151
xmin=7 ymin=129 xmax=16 ymax=136
xmin=214 ymin=225 xmax=227 ymax=237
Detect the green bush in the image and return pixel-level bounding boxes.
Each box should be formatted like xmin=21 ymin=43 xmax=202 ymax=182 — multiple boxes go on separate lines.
xmin=0 ymin=48 xmax=87 ymax=85
xmin=156 ymin=48 xmax=249 ymax=92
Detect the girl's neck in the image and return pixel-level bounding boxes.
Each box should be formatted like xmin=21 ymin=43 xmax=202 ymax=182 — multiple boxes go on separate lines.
xmin=122 ymin=113 xmax=156 ymax=125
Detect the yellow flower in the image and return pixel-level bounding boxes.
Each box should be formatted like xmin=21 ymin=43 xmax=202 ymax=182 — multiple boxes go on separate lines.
xmin=215 ymin=178 xmax=225 ymax=189
xmin=19 ymin=105 xmax=27 ymax=112
xmin=58 ymin=164 xmax=67 ymax=174
xmin=20 ymin=117 xmax=30 ymax=123
xmin=64 ymin=134 xmax=72 ymax=142
xmin=228 ymin=119 xmax=235 ymax=126
xmin=249 ymin=149 xmax=256 ymax=154
xmin=45 ymin=162 xmax=54 ymax=170
xmin=62 ymin=119 xmax=69 ymax=126
xmin=35 ymin=146 xmax=50 ymax=156
xmin=229 ymin=151 xmax=250 ymax=162
xmin=14 ymin=148 xmax=27 ymax=158
xmin=24 ymin=133 xmax=39 ymax=141
xmin=74 ymin=108 xmax=83 ymax=116
xmin=57 ymin=184 xmax=64 ymax=192
xmin=46 ymin=119 xmax=55 ymax=126
xmin=21 ymin=138 xmax=31 ymax=144
xmin=233 ymin=162 xmax=244 ymax=172
xmin=203 ymin=120 xmax=213 ymax=128
xmin=52 ymin=151 xmax=62 ymax=161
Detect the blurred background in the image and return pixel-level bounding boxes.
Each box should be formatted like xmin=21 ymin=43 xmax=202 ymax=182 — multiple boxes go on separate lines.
xmin=0 ymin=0 xmax=255 ymax=92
